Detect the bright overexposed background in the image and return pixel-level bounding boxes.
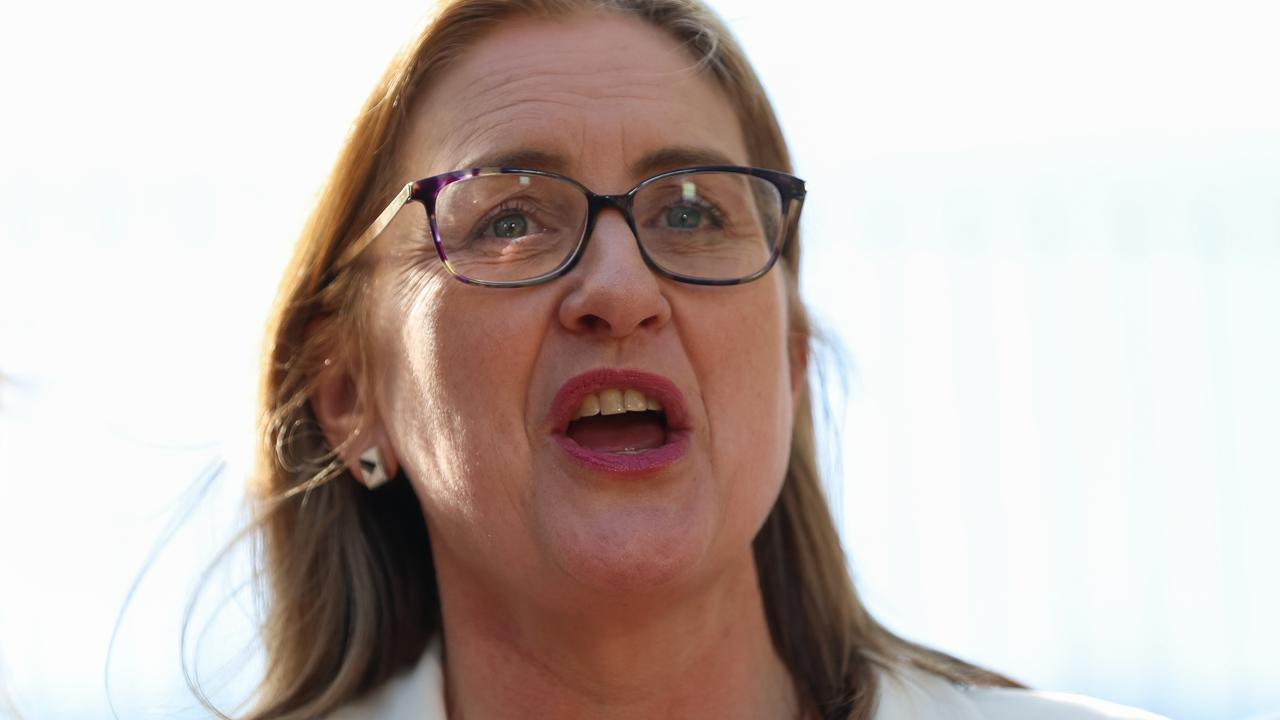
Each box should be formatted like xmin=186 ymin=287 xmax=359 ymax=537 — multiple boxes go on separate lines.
xmin=1 ymin=1 xmax=1277 ymax=718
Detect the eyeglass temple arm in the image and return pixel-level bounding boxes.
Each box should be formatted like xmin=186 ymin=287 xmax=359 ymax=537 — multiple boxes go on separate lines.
xmin=332 ymin=182 xmax=415 ymax=271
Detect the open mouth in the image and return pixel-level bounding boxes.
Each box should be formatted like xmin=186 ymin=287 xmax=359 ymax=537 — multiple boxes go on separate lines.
xmin=565 ymin=388 xmax=668 ymax=454
xmin=550 ymin=371 xmax=689 ymax=474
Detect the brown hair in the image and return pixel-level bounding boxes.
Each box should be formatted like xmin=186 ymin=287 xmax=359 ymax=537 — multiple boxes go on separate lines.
xmin=236 ymin=1 xmax=1023 ymax=718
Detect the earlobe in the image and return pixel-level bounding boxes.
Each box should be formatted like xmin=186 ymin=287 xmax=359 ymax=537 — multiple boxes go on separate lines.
xmin=358 ymin=447 xmax=390 ymax=489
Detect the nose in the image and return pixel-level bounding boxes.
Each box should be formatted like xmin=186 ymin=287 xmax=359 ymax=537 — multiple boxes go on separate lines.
xmin=557 ymin=209 xmax=672 ymax=338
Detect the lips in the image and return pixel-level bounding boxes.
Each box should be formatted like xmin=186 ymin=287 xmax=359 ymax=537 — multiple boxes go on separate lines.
xmin=548 ymin=369 xmax=691 ymax=475
xmin=549 ymin=369 xmax=690 ymax=433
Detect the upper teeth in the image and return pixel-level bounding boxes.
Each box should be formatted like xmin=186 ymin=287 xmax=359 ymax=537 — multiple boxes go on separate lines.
xmin=574 ymin=388 xmax=664 ymax=419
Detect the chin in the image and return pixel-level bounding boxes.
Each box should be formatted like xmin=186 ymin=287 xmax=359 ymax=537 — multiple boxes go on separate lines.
xmin=538 ymin=496 xmax=724 ymax=597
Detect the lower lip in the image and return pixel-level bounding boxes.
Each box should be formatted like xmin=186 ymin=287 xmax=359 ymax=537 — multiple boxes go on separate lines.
xmin=554 ymin=431 xmax=690 ymax=475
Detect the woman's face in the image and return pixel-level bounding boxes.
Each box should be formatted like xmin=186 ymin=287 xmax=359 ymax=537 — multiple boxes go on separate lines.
xmin=364 ymin=12 xmax=802 ymax=599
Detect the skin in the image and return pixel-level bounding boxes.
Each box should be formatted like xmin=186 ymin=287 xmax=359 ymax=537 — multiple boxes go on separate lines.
xmin=314 ymin=11 xmax=804 ymax=719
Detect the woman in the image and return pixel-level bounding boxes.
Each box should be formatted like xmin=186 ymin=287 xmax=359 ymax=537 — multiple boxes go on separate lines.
xmin=243 ymin=0 xmax=1167 ymax=718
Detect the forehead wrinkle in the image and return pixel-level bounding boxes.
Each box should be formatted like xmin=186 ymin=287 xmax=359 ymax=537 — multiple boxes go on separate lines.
xmin=461 ymin=24 xmax=703 ymax=94
xmin=466 ymin=53 xmax=682 ymax=100
xmin=454 ymin=71 xmax=677 ymax=130
xmin=455 ymin=92 xmax=682 ymax=142
xmin=407 ymin=17 xmax=743 ymax=180
xmin=440 ymin=41 xmax=694 ymax=131
xmin=434 ymin=83 xmax=691 ymax=176
xmin=440 ymin=104 xmax=584 ymax=168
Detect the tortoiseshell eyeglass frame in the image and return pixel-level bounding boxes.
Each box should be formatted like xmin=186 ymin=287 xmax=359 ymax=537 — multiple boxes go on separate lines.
xmin=331 ymin=165 xmax=807 ymax=288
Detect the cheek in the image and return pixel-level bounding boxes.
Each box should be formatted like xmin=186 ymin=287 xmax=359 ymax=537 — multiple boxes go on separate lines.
xmin=374 ymin=282 xmax=548 ymax=522
xmin=683 ymin=279 xmax=794 ymax=515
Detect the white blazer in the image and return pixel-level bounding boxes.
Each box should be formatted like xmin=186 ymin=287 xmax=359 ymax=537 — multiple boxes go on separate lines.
xmin=327 ymin=641 xmax=1170 ymax=719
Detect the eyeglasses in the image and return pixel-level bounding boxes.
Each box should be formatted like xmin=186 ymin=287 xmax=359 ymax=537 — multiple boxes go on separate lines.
xmin=334 ymin=165 xmax=807 ymax=287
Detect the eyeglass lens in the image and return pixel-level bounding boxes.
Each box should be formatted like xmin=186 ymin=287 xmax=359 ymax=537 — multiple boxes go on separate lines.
xmin=430 ymin=171 xmax=784 ymax=284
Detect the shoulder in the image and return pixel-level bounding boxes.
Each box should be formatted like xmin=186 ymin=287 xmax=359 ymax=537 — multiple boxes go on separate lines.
xmin=873 ymin=663 xmax=1170 ymax=720
xmin=324 ymin=638 xmax=448 ymax=720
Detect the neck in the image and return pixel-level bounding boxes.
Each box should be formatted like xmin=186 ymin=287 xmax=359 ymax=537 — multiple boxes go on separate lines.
xmin=434 ymin=551 xmax=799 ymax=720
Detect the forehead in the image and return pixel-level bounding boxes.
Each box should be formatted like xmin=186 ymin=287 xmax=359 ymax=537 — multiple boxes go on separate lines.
xmin=402 ymin=11 xmax=748 ymax=184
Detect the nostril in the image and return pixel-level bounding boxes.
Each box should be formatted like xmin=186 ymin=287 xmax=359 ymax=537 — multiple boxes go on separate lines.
xmin=580 ymin=314 xmax=609 ymax=332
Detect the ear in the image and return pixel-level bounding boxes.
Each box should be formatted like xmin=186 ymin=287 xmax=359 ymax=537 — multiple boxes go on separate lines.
xmin=308 ymin=352 xmax=400 ymax=489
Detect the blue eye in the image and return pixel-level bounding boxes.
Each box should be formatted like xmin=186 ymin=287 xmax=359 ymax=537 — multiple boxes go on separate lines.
xmin=665 ymin=206 xmax=702 ymax=229
xmin=492 ymin=214 xmax=529 ymax=238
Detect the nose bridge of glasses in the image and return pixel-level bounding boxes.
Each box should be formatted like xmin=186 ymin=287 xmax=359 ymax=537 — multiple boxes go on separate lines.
xmin=583 ymin=192 xmax=642 ymax=243
xmin=586 ymin=193 xmax=635 ymax=226
xmin=578 ymin=192 xmax=653 ymax=273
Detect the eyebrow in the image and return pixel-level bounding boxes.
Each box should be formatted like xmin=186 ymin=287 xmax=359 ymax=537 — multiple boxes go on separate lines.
xmin=457 ymin=145 xmax=740 ymax=178
xmin=461 ymin=148 xmax=567 ymax=172
xmin=631 ymin=146 xmax=738 ymax=176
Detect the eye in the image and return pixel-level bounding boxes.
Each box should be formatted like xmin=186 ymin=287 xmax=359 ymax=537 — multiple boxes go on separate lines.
xmin=492 ymin=213 xmax=529 ymax=238
xmin=665 ymin=206 xmax=703 ymax=229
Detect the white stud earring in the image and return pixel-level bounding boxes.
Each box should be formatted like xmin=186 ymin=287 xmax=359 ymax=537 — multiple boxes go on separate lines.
xmin=358 ymin=447 xmax=388 ymax=489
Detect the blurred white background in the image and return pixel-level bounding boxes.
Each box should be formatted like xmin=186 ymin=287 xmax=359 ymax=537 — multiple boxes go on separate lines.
xmin=1 ymin=1 xmax=1277 ymax=718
